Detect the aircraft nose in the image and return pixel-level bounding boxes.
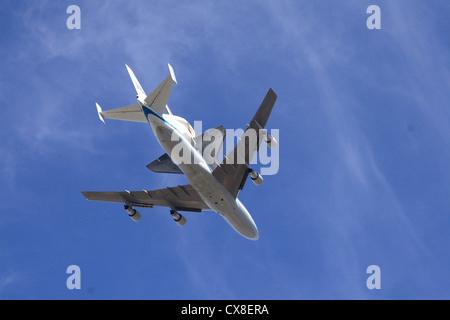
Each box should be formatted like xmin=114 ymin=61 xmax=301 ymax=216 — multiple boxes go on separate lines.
xmin=222 ymin=198 xmax=260 ymax=240
xmin=245 ymin=226 xmax=259 ymax=240
xmin=235 ymin=202 xmax=259 ymax=240
xmin=224 ymin=215 xmax=259 ymax=240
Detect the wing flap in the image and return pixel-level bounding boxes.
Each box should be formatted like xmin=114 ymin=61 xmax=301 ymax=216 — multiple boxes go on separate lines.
xmin=212 ymin=163 xmax=249 ymax=199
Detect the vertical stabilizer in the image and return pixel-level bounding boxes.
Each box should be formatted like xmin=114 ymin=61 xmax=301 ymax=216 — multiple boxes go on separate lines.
xmin=125 ymin=64 xmax=147 ymax=100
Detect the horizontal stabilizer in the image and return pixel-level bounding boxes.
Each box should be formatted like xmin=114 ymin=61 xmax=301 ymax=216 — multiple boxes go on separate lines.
xmin=147 ymin=153 xmax=183 ymax=174
xmin=96 ymin=103 xmax=147 ymax=123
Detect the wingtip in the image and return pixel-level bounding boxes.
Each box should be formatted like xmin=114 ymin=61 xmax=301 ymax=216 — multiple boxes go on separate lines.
xmin=268 ymin=88 xmax=277 ymax=99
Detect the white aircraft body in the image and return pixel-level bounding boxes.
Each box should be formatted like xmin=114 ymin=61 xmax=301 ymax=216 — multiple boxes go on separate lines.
xmin=82 ymin=64 xmax=277 ymax=240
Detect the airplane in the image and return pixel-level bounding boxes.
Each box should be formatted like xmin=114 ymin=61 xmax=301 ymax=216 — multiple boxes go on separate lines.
xmin=81 ymin=64 xmax=277 ymax=240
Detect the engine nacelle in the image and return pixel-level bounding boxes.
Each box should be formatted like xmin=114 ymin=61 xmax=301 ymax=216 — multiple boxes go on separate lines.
xmin=265 ymin=134 xmax=277 ymax=149
xmin=170 ymin=210 xmax=187 ymax=226
xmin=249 ymin=169 xmax=263 ymax=186
xmin=124 ymin=204 xmax=141 ymax=222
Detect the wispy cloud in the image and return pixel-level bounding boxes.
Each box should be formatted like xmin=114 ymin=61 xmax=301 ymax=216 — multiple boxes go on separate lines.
xmin=0 ymin=271 xmax=17 ymax=296
xmin=257 ymin=1 xmax=449 ymax=298
xmin=385 ymin=2 xmax=450 ymax=140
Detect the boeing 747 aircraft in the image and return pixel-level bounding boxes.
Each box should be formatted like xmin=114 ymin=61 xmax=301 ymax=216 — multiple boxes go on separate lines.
xmin=81 ymin=64 xmax=277 ymax=240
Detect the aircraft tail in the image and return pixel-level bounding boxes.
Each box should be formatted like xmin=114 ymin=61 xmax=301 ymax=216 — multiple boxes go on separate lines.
xmin=95 ymin=64 xmax=178 ymax=123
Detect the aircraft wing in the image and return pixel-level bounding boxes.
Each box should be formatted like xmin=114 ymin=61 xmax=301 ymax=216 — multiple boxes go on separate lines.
xmin=212 ymin=88 xmax=277 ymax=198
xmin=81 ymin=184 xmax=210 ymax=212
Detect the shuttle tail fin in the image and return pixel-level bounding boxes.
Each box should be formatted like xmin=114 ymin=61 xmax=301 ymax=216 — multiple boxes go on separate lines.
xmin=125 ymin=64 xmax=147 ymax=100
xmin=95 ymin=64 xmax=178 ymax=123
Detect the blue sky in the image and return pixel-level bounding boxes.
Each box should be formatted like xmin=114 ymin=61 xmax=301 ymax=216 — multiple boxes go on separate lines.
xmin=1 ymin=0 xmax=449 ymax=299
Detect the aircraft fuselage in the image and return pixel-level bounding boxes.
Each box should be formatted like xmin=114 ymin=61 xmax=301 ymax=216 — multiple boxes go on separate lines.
xmin=141 ymin=103 xmax=259 ymax=240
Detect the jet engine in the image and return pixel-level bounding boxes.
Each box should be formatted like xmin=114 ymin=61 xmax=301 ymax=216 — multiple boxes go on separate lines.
xmin=170 ymin=210 xmax=187 ymax=226
xmin=264 ymin=134 xmax=277 ymax=149
xmin=248 ymin=169 xmax=263 ymax=186
xmin=124 ymin=204 xmax=141 ymax=222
